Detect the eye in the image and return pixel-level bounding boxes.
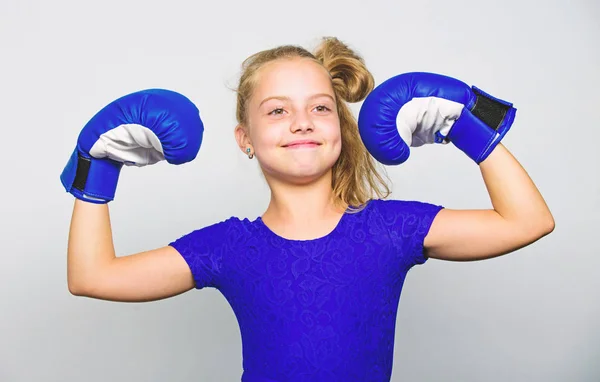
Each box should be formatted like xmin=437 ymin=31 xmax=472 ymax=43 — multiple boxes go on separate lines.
xmin=314 ymin=105 xmax=331 ymax=113
xmin=268 ymin=107 xmax=285 ymax=116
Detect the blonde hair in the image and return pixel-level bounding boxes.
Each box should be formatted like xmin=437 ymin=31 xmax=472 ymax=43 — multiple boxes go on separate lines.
xmin=235 ymin=37 xmax=390 ymax=211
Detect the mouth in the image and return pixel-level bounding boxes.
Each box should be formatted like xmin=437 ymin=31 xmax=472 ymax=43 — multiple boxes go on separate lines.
xmin=282 ymin=140 xmax=321 ymax=148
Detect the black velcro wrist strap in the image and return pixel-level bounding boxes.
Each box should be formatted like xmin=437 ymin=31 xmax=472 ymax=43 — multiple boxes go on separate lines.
xmin=471 ymin=87 xmax=512 ymax=131
xmin=72 ymin=154 xmax=91 ymax=192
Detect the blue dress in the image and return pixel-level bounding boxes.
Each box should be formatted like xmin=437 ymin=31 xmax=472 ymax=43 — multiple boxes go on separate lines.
xmin=169 ymin=198 xmax=443 ymax=382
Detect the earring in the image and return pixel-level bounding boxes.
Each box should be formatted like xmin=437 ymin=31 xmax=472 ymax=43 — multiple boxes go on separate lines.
xmin=246 ymin=147 xmax=254 ymax=159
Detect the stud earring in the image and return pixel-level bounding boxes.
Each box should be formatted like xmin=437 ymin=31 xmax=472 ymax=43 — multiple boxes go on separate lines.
xmin=246 ymin=147 xmax=254 ymax=159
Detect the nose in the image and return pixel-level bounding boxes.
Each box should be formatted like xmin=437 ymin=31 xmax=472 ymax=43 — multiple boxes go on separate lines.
xmin=290 ymin=110 xmax=314 ymax=133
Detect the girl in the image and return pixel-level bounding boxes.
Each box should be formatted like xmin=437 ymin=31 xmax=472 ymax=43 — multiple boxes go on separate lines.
xmin=67 ymin=37 xmax=554 ymax=381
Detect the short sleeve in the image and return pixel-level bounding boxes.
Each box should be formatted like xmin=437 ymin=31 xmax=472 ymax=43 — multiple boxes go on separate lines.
xmin=374 ymin=199 xmax=444 ymax=269
xmin=168 ymin=218 xmax=234 ymax=290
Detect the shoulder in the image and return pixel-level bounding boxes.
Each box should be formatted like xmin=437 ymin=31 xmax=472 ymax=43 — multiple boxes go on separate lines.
xmin=365 ymin=198 xmax=444 ymax=236
xmin=367 ymin=198 xmax=444 ymax=218
xmin=170 ymin=215 xmax=255 ymax=247
xmin=369 ymin=199 xmax=444 ymax=266
xmin=178 ymin=216 xmax=240 ymax=236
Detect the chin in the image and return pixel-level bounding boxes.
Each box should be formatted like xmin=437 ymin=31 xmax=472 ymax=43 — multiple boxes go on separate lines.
xmin=259 ymin=154 xmax=338 ymax=184
xmin=286 ymin=172 xmax=327 ymax=185
xmin=263 ymin=166 xmax=332 ymax=185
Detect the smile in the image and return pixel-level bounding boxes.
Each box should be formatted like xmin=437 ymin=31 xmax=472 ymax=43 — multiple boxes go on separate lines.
xmin=283 ymin=140 xmax=321 ymax=149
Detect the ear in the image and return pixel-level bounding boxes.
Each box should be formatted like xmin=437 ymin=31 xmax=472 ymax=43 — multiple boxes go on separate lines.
xmin=234 ymin=124 xmax=252 ymax=154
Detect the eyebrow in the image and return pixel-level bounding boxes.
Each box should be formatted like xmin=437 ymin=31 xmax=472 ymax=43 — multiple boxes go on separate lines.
xmin=258 ymin=93 xmax=335 ymax=108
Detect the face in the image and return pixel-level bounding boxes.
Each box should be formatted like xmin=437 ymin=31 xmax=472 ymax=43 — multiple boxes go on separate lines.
xmin=236 ymin=58 xmax=342 ymax=185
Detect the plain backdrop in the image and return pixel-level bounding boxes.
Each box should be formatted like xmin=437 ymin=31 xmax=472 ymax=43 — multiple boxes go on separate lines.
xmin=1 ymin=0 xmax=598 ymax=381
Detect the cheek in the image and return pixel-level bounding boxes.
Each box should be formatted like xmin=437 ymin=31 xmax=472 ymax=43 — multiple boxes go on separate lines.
xmin=324 ymin=120 xmax=342 ymax=145
xmin=251 ymin=125 xmax=280 ymax=150
xmin=330 ymin=124 xmax=344 ymax=158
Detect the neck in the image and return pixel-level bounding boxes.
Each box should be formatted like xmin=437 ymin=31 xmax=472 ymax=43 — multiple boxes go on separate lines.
xmin=261 ymin=171 xmax=347 ymax=236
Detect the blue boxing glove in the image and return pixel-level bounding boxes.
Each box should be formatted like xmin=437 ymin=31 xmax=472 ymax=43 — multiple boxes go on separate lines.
xmin=60 ymin=89 xmax=204 ymax=203
xmin=358 ymin=72 xmax=516 ymax=165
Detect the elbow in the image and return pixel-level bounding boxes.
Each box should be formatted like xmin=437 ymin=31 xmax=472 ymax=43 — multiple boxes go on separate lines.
xmin=523 ymin=213 xmax=555 ymax=243
xmin=68 ymin=276 xmax=88 ymax=297
xmin=68 ymin=283 xmax=83 ymax=297
xmin=69 ymin=279 xmax=101 ymax=298
xmin=67 ymin=262 xmax=112 ymax=299
xmin=537 ymin=209 xmax=556 ymax=237
xmin=67 ymin=264 xmax=84 ymax=296
xmin=67 ymin=268 xmax=96 ymax=297
xmin=543 ymin=216 xmax=555 ymax=236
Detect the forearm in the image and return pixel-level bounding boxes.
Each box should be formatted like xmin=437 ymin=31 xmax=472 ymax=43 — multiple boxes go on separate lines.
xmin=479 ymin=143 xmax=554 ymax=234
xmin=67 ymin=199 xmax=116 ymax=293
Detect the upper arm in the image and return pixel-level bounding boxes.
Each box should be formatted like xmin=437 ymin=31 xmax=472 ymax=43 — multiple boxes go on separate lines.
xmin=423 ymin=208 xmax=552 ymax=261
xmin=72 ymin=245 xmax=195 ymax=302
xmin=71 ymin=219 xmax=234 ymax=302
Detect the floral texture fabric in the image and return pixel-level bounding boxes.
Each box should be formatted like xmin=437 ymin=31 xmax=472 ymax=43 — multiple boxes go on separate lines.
xmin=169 ymin=199 xmax=443 ymax=382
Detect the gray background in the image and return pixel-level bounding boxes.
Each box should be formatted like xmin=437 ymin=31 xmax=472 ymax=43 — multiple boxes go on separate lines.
xmin=1 ymin=0 xmax=598 ymax=381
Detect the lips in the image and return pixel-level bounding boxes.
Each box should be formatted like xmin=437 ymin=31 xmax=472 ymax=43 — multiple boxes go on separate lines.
xmin=283 ymin=140 xmax=321 ymax=148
